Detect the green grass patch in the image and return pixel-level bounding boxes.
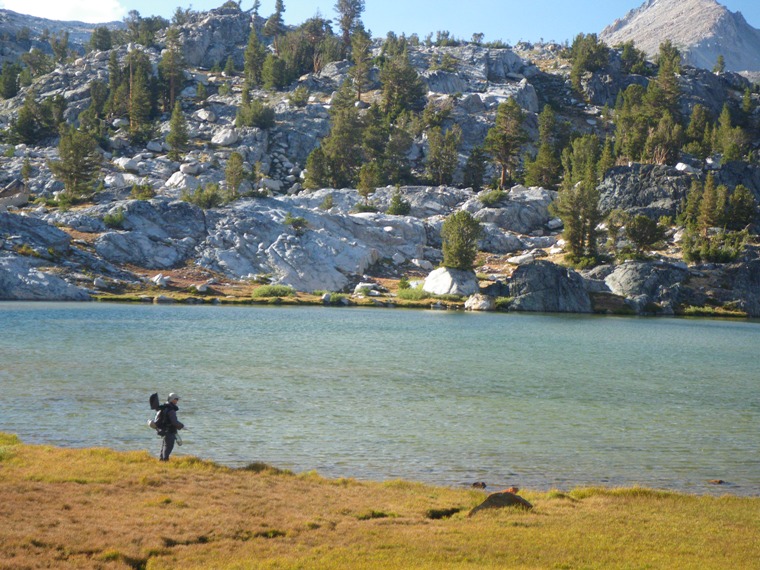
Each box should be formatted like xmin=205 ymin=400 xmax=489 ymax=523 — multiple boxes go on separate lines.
xmin=251 ymin=284 xmax=296 ymax=298
xmin=396 ymin=286 xmax=431 ymax=301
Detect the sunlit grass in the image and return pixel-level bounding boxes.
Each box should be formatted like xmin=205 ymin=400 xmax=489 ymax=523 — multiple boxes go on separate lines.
xmin=0 ymin=432 xmax=758 ymax=570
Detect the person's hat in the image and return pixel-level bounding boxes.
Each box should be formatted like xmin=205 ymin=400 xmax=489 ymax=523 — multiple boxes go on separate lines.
xmin=168 ymin=393 xmax=180 ymax=401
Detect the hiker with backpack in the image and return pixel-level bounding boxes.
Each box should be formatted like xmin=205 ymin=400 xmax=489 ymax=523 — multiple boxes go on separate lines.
xmin=157 ymin=393 xmax=184 ymax=461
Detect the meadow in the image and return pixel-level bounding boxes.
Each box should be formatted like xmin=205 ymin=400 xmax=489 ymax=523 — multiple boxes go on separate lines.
xmin=1 ymin=432 xmax=758 ymax=569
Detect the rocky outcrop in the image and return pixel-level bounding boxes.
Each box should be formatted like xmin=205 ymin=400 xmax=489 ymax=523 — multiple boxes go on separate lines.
xmin=423 ymin=267 xmax=479 ymax=296
xmin=0 ymin=211 xmax=72 ymax=254
xmin=175 ymin=7 xmax=252 ymax=70
xmin=719 ymin=258 xmax=760 ymax=317
xmin=597 ymin=164 xmax=694 ymax=218
xmin=508 ymin=260 xmax=592 ymax=313
xmin=0 ymin=255 xmax=90 ymax=300
xmin=604 ymin=261 xmax=690 ymax=314
xmin=465 ymin=294 xmax=496 ymax=311
xmin=465 ymin=186 xmax=557 ymax=236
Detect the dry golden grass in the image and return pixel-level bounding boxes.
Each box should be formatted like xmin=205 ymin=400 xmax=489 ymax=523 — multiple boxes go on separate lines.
xmin=1 ymin=433 xmax=758 ymax=570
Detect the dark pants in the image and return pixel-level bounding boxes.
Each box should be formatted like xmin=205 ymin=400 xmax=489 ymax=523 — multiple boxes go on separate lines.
xmin=160 ymin=432 xmax=176 ymax=460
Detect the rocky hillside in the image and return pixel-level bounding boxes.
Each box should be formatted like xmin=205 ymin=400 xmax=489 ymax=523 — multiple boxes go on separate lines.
xmin=1 ymin=4 xmax=759 ymax=317
xmin=601 ymin=0 xmax=760 ymax=72
xmin=0 ymin=9 xmax=122 ymax=65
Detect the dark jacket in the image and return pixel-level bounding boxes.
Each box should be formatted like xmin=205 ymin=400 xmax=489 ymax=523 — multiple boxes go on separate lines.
xmin=165 ymin=402 xmax=184 ymax=433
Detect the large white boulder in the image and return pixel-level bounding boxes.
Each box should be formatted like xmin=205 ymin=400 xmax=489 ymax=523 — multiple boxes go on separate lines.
xmin=423 ymin=267 xmax=479 ymax=296
xmin=165 ymin=171 xmax=200 ymax=190
xmin=212 ymin=128 xmax=239 ymax=146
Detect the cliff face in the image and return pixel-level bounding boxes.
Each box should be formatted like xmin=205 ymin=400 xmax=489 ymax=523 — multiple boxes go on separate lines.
xmin=600 ymin=0 xmax=760 ymax=72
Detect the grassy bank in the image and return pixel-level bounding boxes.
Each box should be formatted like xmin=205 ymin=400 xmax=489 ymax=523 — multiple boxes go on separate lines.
xmin=1 ymin=433 xmax=758 ymax=569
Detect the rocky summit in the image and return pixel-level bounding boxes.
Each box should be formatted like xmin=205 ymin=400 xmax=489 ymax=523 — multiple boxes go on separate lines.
xmin=601 ymin=0 xmax=760 ymax=73
xmin=0 ymin=3 xmax=759 ymax=317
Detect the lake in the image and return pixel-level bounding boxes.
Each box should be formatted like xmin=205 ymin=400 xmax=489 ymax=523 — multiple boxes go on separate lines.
xmin=1 ymin=302 xmax=758 ymax=496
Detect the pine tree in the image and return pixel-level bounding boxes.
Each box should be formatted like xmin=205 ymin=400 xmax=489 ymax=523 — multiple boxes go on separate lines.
xmin=349 ymin=24 xmax=372 ymax=101
xmin=682 ymin=179 xmax=703 ymax=226
xmin=262 ymin=54 xmax=288 ymax=90
xmin=304 ymin=146 xmax=328 ymax=189
xmin=224 ymin=56 xmax=236 ymax=76
xmin=263 ymin=0 xmax=285 ymax=55
xmin=551 ymin=134 xmax=603 ymax=262
xmin=379 ymin=49 xmax=426 ymax=120
xmin=166 ymin=102 xmax=188 ymax=160
xmin=698 ymin=173 xmax=718 ymax=235
xmin=386 ymin=188 xmax=411 ymax=215
xmin=225 ymin=152 xmax=245 ymax=199
xmin=426 ymin=125 xmax=461 ymax=186
xmin=440 ymin=210 xmax=482 ymax=270
xmin=524 ymin=105 xmax=562 ymax=188
xmin=48 ymin=125 xmax=101 ymax=197
xmin=625 ymin=215 xmax=667 ymax=255
xmin=654 ymin=40 xmax=681 ymax=120
xmin=159 ymin=27 xmax=185 ymax=112
xmin=713 ymin=55 xmax=725 ymax=74
xmin=244 ymin=26 xmax=267 ymax=87
xmin=129 ymin=67 xmax=151 ymax=137
xmin=484 ymin=98 xmax=527 ymax=188
xmin=727 ymin=184 xmax=758 ymax=230
xmin=684 ymin=104 xmax=711 ymax=158
xmin=462 ymin=146 xmax=487 ymax=192
xmin=334 ymin=0 xmax=365 ymax=51
xmin=717 ymin=104 xmax=747 ymax=161
xmin=89 ymin=27 xmax=113 ymax=52
xmin=643 ymin=111 xmax=683 ymax=165
xmin=0 ymin=62 xmax=21 ymax=99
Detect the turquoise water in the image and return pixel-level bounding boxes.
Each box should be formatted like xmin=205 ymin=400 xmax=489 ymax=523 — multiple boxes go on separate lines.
xmin=1 ymin=302 xmax=758 ymax=495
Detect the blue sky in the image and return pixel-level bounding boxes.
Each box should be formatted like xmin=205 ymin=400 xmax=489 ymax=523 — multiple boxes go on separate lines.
xmin=1 ymin=0 xmax=760 ymax=44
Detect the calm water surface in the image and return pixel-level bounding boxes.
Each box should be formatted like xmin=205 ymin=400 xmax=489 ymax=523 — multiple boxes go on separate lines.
xmin=1 ymin=302 xmax=758 ymax=495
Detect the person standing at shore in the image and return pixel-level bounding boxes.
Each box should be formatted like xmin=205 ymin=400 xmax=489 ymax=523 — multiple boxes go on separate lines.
xmin=160 ymin=393 xmax=184 ymax=461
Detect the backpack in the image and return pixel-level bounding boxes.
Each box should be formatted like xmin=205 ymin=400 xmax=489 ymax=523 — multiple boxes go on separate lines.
xmin=147 ymin=393 xmax=170 ymax=433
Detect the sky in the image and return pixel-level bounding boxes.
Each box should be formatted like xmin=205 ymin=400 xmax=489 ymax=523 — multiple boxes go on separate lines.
xmin=1 ymin=0 xmax=760 ymax=45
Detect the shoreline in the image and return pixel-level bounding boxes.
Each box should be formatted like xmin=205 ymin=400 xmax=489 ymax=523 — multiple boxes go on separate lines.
xmin=1 ymin=431 xmax=759 ymax=569
xmin=5 ymin=432 xmax=755 ymax=499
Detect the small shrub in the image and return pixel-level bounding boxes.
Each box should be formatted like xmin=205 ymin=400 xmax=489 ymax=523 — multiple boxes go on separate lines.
xmin=182 ymin=184 xmax=225 ymax=209
xmin=324 ymin=293 xmax=348 ymax=305
xmin=425 ymin=507 xmax=462 ymax=519
xmin=13 ymin=243 xmax=38 ymax=257
xmin=357 ymin=510 xmax=391 ymax=521
xmin=283 ymin=213 xmax=308 ymax=235
xmin=436 ymin=294 xmax=464 ymax=302
xmin=130 ymin=184 xmax=155 ymax=200
xmin=319 ymin=193 xmax=334 ymax=210
xmin=494 ymin=296 xmax=513 ymax=311
xmin=397 ymin=286 xmax=430 ymax=301
xmin=479 ymin=188 xmax=506 ymax=207
xmin=236 ymin=99 xmax=276 ymax=129
xmin=103 ymin=207 xmax=125 ymax=229
xmin=353 ymin=201 xmax=378 ymax=213
xmin=288 ymin=86 xmax=309 ymax=107
xmin=252 ymin=285 xmax=296 ymax=298
xmin=386 ymin=189 xmax=411 ymax=215
xmin=254 ymin=529 xmax=287 ymax=539
xmin=398 ymin=276 xmax=411 ymax=290
xmin=681 ymin=229 xmax=748 ymax=264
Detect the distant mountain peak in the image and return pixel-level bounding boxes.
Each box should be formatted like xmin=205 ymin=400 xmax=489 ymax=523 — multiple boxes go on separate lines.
xmin=600 ymin=0 xmax=760 ymax=72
